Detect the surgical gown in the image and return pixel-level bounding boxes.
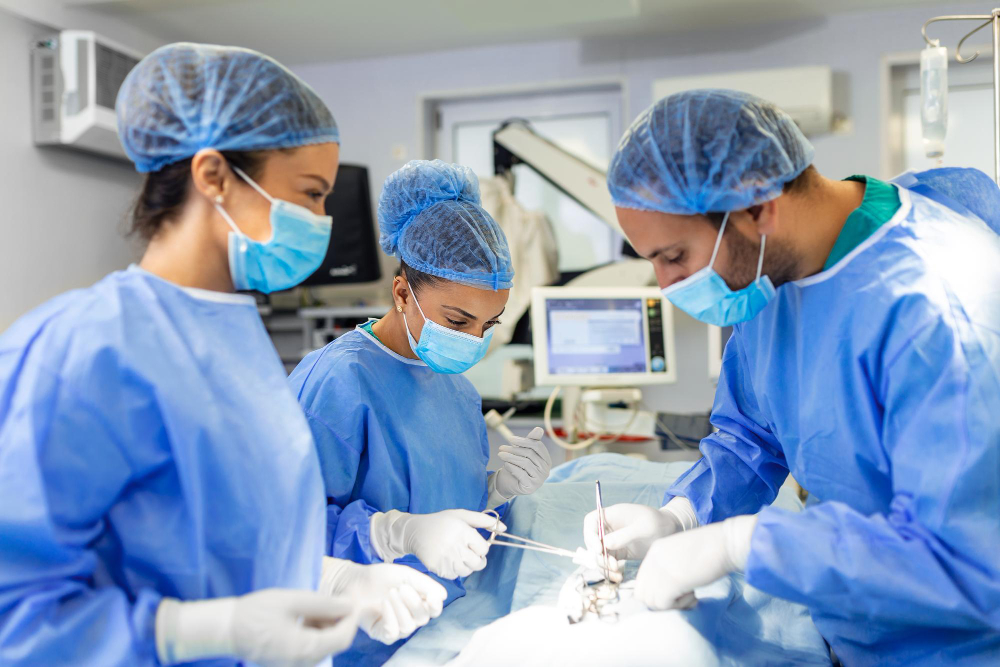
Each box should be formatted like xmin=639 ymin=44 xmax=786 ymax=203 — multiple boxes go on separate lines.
xmin=0 ymin=266 xmax=327 ymax=666
xmin=666 ymin=188 xmax=1000 ymax=664
xmin=893 ymin=166 xmax=1000 ymax=236
xmin=288 ymin=324 xmax=493 ymax=665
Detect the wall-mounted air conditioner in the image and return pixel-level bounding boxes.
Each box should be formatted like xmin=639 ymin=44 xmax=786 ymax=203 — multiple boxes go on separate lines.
xmin=31 ymin=30 xmax=143 ymax=159
xmin=652 ymin=66 xmax=841 ymax=136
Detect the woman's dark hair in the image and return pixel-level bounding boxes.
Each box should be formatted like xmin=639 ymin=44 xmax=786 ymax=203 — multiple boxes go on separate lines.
xmin=705 ymin=164 xmax=817 ymax=227
xmin=129 ymin=150 xmax=270 ymax=241
xmin=397 ymin=260 xmax=443 ymax=295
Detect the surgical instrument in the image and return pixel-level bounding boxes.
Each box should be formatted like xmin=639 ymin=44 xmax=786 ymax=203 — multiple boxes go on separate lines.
xmin=564 ymin=573 xmax=624 ymax=624
xmin=483 ymin=510 xmax=579 ymax=559
xmin=595 ymin=481 xmax=611 ymax=585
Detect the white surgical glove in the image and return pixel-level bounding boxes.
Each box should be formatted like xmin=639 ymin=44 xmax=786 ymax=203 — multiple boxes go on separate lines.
xmin=370 ymin=509 xmax=502 ymax=580
xmin=155 ymin=589 xmax=358 ymax=667
xmin=635 ymin=514 xmax=757 ymax=611
xmin=571 ymin=547 xmax=624 ymax=584
xmin=583 ymin=497 xmax=698 ymax=561
xmin=490 ymin=427 xmax=552 ymax=505
xmin=319 ymin=557 xmax=447 ymax=644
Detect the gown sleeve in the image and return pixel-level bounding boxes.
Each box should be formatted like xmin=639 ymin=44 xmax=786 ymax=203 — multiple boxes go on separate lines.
xmin=300 ymin=404 xmax=383 ymax=564
xmin=290 ymin=347 xmax=386 ymax=564
xmin=0 ymin=345 xmax=163 ymax=665
xmin=472 ymin=388 xmax=509 ymax=515
xmin=664 ymin=331 xmax=790 ymax=524
xmin=745 ymin=313 xmax=1000 ymax=628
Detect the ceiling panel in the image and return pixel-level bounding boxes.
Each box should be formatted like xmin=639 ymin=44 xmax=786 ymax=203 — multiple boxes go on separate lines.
xmin=73 ymin=0 xmax=969 ymax=63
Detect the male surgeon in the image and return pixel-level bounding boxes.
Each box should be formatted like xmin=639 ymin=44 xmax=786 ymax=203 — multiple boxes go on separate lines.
xmin=585 ymin=89 xmax=1000 ymax=664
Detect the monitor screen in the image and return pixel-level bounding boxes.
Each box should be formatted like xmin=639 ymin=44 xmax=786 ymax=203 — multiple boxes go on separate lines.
xmin=545 ymin=297 xmax=647 ymax=375
xmin=531 ymin=286 xmax=675 ymax=387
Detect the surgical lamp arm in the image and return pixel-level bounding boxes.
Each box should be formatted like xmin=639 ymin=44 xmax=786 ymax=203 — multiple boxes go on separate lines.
xmin=492 ymin=121 xmax=624 ymax=235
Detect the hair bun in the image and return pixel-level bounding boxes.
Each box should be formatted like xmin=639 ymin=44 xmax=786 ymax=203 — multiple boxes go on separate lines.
xmin=377 ymin=159 xmax=480 ymax=256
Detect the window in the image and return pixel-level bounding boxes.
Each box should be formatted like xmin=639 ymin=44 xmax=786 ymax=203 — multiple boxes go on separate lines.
xmin=434 ymin=87 xmax=624 ymax=272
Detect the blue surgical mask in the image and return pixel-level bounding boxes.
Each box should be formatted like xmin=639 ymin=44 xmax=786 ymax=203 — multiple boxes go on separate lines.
xmin=214 ymin=165 xmax=332 ymax=293
xmin=403 ymin=290 xmax=494 ymax=374
xmin=662 ymin=212 xmax=776 ymax=327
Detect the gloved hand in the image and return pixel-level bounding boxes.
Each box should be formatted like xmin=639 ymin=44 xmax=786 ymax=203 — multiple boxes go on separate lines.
xmin=635 ymin=515 xmax=757 ymax=610
xmin=155 ymin=589 xmax=358 ymax=667
xmin=492 ymin=427 xmax=552 ymax=500
xmin=319 ymin=557 xmax=447 ymax=644
xmin=583 ymin=497 xmax=698 ymax=561
xmin=370 ymin=509 xmax=502 ymax=580
xmin=571 ymin=547 xmax=624 ymax=584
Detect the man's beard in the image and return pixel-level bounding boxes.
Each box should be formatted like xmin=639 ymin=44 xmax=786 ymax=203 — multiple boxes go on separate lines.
xmin=721 ymin=224 xmax=801 ymax=290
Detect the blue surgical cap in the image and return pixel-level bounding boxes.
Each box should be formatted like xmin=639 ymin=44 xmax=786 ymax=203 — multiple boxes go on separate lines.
xmin=378 ymin=160 xmax=514 ymax=291
xmin=608 ymin=89 xmax=815 ymax=215
xmin=117 ymin=42 xmax=339 ymax=173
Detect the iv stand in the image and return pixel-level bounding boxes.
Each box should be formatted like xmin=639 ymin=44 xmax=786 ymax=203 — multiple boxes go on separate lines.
xmin=922 ymin=9 xmax=1000 ymax=184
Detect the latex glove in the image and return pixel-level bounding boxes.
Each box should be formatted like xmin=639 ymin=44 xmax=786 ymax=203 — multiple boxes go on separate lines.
xmin=370 ymin=509 xmax=502 ymax=580
xmin=571 ymin=547 xmax=624 ymax=584
xmin=319 ymin=557 xmax=447 ymax=644
xmin=493 ymin=427 xmax=552 ymax=500
xmin=155 ymin=589 xmax=358 ymax=667
xmin=583 ymin=497 xmax=698 ymax=561
xmin=635 ymin=515 xmax=757 ymax=610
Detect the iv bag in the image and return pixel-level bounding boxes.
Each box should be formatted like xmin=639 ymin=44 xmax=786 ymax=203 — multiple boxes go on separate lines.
xmin=920 ymin=46 xmax=948 ymax=159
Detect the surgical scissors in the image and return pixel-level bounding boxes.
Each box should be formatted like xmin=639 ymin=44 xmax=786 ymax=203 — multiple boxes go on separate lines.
xmin=482 ymin=509 xmax=578 ymax=559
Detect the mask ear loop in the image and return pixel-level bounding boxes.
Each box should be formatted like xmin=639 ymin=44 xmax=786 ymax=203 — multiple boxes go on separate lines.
xmin=230 ymin=164 xmax=276 ymax=204
xmin=408 ymin=286 xmax=427 ymax=321
xmin=755 ymin=235 xmax=767 ymax=281
xmin=400 ymin=280 xmax=428 ymax=354
xmin=213 ymin=199 xmax=243 ymax=236
xmin=227 ymin=164 xmax=283 ymax=244
xmin=404 ymin=283 xmax=428 ymax=341
xmin=214 ymin=163 xmax=273 ymax=237
xmin=708 ymin=212 xmax=730 ymax=270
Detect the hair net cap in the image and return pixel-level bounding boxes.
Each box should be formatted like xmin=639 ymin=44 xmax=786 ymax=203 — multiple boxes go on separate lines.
xmin=608 ymin=89 xmax=815 ymax=215
xmin=378 ymin=160 xmax=514 ymax=291
xmin=117 ymin=42 xmax=339 ymax=173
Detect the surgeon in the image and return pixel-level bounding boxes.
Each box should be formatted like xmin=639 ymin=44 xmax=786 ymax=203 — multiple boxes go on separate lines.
xmin=288 ymin=159 xmax=552 ymax=664
xmin=0 ymin=43 xmax=441 ymax=666
xmin=584 ymin=89 xmax=1000 ymax=663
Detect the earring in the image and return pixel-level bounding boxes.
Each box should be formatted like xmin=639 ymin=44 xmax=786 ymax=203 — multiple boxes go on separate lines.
xmin=214 ymin=194 xmax=224 ymax=204
xmin=396 ymin=305 xmax=403 ymax=312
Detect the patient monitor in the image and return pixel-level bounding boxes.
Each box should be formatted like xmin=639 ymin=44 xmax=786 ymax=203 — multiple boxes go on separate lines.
xmin=531 ymin=286 xmax=676 ymax=387
xmin=531 ymin=287 xmax=676 ymax=451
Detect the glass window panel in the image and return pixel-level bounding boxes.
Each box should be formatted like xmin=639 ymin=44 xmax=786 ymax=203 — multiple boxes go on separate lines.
xmin=453 ymin=113 xmax=619 ymax=271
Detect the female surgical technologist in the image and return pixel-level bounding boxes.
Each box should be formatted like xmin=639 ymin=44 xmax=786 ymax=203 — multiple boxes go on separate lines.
xmin=0 ymin=43 xmax=439 ymax=666
xmin=585 ymin=90 xmax=1000 ymax=664
xmin=288 ymin=159 xmax=552 ymax=664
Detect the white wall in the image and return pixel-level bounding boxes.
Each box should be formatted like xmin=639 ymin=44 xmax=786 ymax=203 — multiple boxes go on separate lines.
xmin=290 ymin=0 xmax=982 ymax=414
xmin=296 ymin=1 xmax=983 ymax=190
xmin=0 ymin=7 xmax=163 ymax=331
xmin=0 ymin=0 xmax=982 ymax=408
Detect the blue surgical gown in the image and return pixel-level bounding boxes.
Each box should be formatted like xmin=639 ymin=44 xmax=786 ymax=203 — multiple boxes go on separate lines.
xmin=892 ymin=166 xmax=1000 ymax=235
xmin=288 ymin=325 xmax=493 ymax=665
xmin=666 ymin=188 xmax=1000 ymax=664
xmin=0 ymin=267 xmax=327 ymax=666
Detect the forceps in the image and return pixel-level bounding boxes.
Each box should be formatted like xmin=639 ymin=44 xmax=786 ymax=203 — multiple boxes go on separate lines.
xmin=595 ymin=481 xmax=611 ymax=584
xmin=482 ymin=509 xmax=578 ymax=559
